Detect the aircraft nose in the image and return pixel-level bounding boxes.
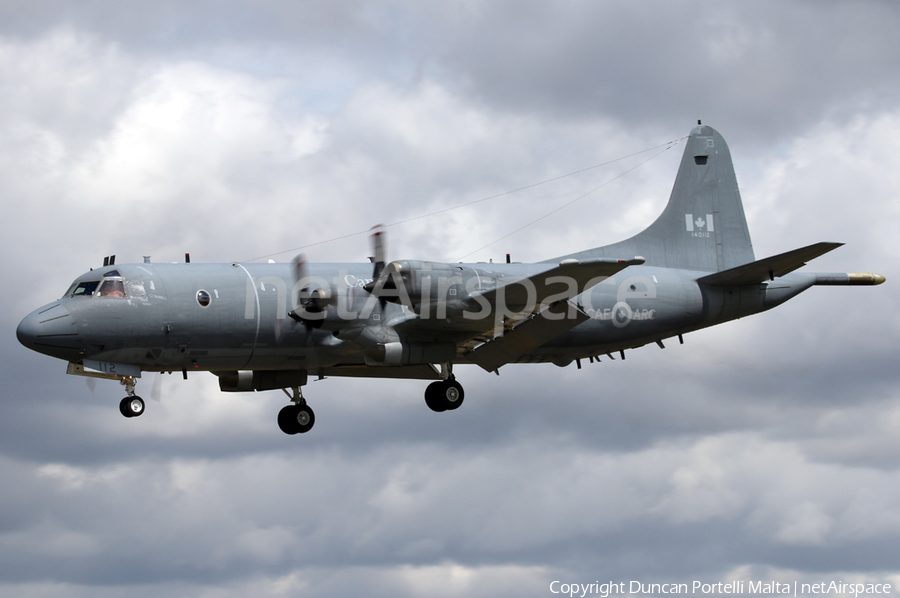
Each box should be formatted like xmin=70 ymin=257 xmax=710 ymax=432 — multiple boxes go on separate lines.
xmin=17 ymin=303 xmax=82 ymax=359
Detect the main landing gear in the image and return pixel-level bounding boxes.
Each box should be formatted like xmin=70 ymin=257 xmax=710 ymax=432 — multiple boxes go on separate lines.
xmin=424 ymin=363 xmax=465 ymax=412
xmin=275 ymin=370 xmax=467 ymax=435
xmin=278 ymin=386 xmax=315 ymax=435
xmin=118 ymin=376 xmax=145 ymax=418
xmin=424 ymin=377 xmax=465 ymax=412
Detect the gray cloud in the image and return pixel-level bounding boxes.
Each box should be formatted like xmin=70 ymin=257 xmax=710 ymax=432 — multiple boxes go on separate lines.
xmin=434 ymin=1 xmax=900 ymax=138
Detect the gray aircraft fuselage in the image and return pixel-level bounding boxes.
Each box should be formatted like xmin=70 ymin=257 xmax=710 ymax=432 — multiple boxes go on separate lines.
xmin=16 ymin=124 xmax=885 ymax=434
xmin=17 ymin=261 xmax=848 ymax=371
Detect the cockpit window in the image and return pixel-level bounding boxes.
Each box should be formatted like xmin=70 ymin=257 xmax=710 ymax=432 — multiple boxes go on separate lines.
xmin=70 ymin=280 xmax=100 ymax=297
xmin=98 ymin=279 xmax=126 ymax=298
xmin=65 ymin=276 xmax=141 ymax=299
xmin=126 ymin=280 xmax=146 ymax=298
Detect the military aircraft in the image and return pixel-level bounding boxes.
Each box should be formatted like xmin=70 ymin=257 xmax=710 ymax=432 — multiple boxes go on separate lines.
xmin=17 ymin=123 xmax=885 ymax=435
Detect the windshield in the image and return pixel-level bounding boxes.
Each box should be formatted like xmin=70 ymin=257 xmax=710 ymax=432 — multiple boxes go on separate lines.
xmin=97 ymin=279 xmax=126 ymax=297
xmin=64 ymin=277 xmax=132 ymax=299
xmin=68 ymin=280 xmax=100 ymax=297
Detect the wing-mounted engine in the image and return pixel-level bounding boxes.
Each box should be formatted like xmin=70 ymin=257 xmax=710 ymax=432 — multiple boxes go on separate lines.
xmin=286 ymin=229 xmax=458 ymax=366
xmin=365 ymin=259 xmax=464 ymax=314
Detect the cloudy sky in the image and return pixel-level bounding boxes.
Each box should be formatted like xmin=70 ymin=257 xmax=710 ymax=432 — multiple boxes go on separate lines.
xmin=2 ymin=1 xmax=899 ymax=596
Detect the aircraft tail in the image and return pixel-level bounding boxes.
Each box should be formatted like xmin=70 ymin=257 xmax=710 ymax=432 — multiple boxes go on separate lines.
xmin=552 ymin=124 xmax=755 ymax=272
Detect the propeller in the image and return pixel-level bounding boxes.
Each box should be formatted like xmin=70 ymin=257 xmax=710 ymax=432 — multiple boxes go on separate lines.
xmin=286 ymin=226 xmax=397 ymax=340
xmin=364 ymin=225 xmax=400 ymax=298
xmin=288 ymin=253 xmax=332 ymax=328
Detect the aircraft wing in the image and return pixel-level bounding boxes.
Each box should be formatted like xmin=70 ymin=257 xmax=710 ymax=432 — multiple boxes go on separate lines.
xmin=697 ymin=242 xmax=843 ymax=286
xmin=464 ymin=300 xmax=591 ymax=372
xmin=468 ymin=257 xmax=645 ymax=311
xmin=459 ymin=257 xmax=644 ymax=372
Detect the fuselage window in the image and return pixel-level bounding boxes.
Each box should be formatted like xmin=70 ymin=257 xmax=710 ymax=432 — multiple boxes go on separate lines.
xmin=197 ymin=290 xmax=211 ymax=307
xmin=98 ymin=279 xmax=126 ymax=298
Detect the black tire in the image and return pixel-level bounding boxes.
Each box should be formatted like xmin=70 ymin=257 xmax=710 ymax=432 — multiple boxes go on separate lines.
xmin=278 ymin=404 xmax=315 ymax=435
xmin=277 ymin=405 xmax=300 ymax=435
xmin=120 ymin=396 xmax=144 ymax=418
xmin=424 ymin=381 xmax=447 ymax=412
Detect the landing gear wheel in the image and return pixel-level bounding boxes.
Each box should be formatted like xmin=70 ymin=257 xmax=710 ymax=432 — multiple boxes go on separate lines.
xmin=119 ymin=396 xmax=145 ymax=418
xmin=278 ymin=404 xmax=315 ymax=435
xmin=424 ymin=379 xmax=465 ymax=412
xmin=278 ymin=405 xmax=300 ymax=434
xmin=295 ymin=405 xmax=315 ymax=433
xmin=425 ymin=381 xmax=447 ymax=412
xmin=442 ymin=379 xmax=465 ymax=410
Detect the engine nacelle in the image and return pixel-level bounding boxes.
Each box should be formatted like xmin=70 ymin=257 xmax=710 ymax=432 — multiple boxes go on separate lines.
xmin=364 ymin=341 xmax=457 ymax=366
xmin=215 ymin=370 xmax=309 ymax=392
xmin=371 ymin=260 xmax=477 ymax=316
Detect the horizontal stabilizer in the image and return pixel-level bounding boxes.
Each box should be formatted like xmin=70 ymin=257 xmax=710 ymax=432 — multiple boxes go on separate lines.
xmin=698 ymin=242 xmax=843 ymax=287
xmin=466 ymin=301 xmax=591 ymax=372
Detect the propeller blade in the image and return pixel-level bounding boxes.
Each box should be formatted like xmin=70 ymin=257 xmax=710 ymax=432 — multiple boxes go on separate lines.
xmin=370 ymin=225 xmax=386 ymax=280
xmin=150 ymin=373 xmax=163 ymax=403
xmin=292 ymin=253 xmax=308 ymax=287
xmin=288 ymin=253 xmax=331 ymax=329
xmin=288 ymin=253 xmax=309 ymax=326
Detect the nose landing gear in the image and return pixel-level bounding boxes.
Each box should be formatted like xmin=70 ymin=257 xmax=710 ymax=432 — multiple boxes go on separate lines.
xmin=118 ymin=376 xmax=144 ymax=418
xmin=119 ymin=396 xmax=145 ymax=418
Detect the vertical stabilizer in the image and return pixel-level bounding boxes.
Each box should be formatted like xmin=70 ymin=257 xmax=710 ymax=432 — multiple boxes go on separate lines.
xmin=552 ymin=125 xmax=754 ymax=272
